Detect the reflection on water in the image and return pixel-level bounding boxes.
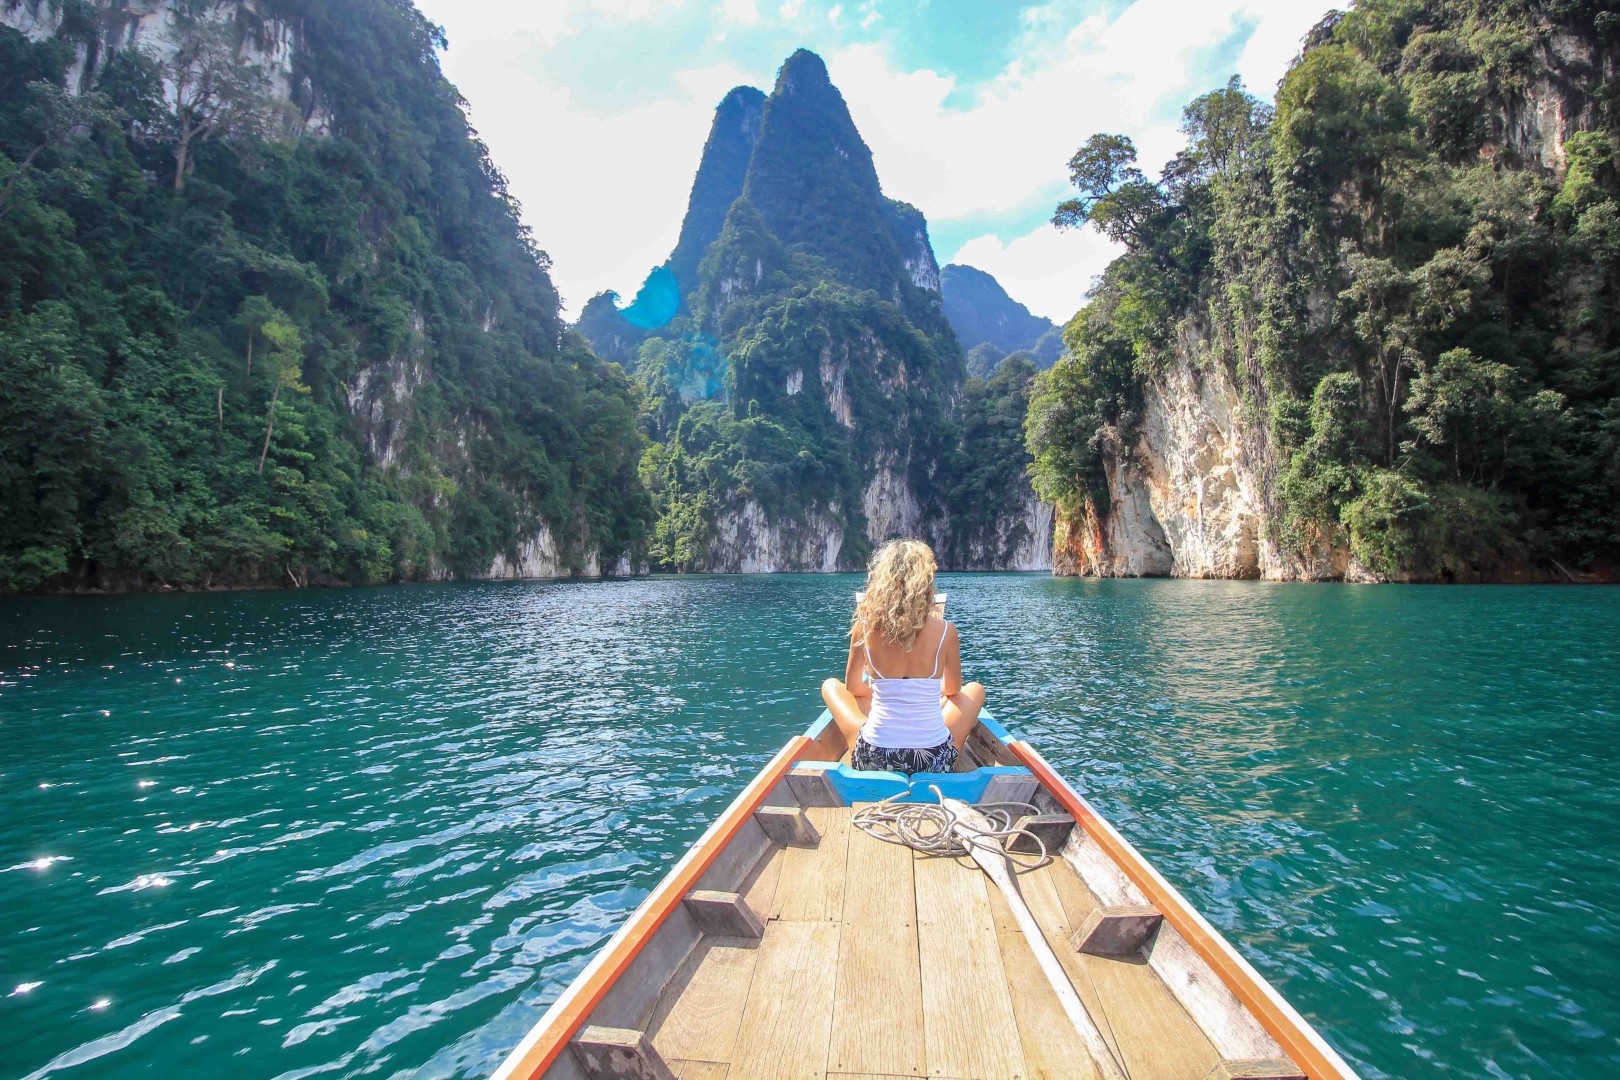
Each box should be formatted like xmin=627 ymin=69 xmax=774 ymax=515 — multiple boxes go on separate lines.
xmin=2 ymin=576 xmax=1617 ymax=1079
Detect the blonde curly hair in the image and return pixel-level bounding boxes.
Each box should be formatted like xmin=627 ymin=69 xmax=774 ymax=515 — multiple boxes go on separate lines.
xmin=853 ymin=539 xmax=937 ymax=651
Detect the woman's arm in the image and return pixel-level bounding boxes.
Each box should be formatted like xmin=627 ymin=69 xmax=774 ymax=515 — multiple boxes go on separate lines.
xmin=939 ymin=622 xmax=963 ymax=697
xmin=844 ymin=635 xmax=871 ymax=699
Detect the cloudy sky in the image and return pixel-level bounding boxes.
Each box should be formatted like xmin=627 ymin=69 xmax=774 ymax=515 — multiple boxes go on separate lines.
xmin=411 ymin=0 xmax=1330 ymax=324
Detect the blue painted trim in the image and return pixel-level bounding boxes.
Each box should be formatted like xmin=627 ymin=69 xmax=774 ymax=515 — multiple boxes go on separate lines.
xmin=976 ymin=710 xmax=1013 ymax=742
xmin=804 ymin=708 xmax=835 ymax=740
xmin=794 ymin=759 xmax=1032 ymax=805
xmin=797 ymin=706 xmax=1021 ymax=804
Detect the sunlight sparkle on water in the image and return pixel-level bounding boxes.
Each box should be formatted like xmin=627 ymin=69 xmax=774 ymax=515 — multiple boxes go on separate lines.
xmin=95 ymin=874 xmax=175 ymax=894
xmin=4 ymin=856 xmax=72 ymax=872
xmin=12 ymin=983 xmax=43 ymax=996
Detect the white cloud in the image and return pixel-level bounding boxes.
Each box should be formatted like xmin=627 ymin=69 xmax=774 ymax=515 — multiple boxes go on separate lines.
xmin=419 ymin=32 xmax=754 ymax=317
xmin=951 ymin=226 xmax=1122 ymax=325
xmin=1232 ymin=0 xmax=1323 ymax=95
xmin=722 ymin=0 xmax=760 ymax=27
xmin=425 ymin=0 xmax=670 ymax=49
xmin=830 ymin=0 xmax=1322 ymax=228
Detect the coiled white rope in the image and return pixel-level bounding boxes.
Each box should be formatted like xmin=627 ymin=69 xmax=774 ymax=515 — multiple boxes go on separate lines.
xmin=851 ymin=786 xmax=1052 ymax=869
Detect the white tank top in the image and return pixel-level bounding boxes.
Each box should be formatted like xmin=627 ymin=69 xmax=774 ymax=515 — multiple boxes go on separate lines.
xmin=860 ymin=624 xmax=951 ymax=749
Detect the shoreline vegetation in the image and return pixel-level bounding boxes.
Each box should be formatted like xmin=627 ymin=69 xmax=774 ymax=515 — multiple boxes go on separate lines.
xmin=1 ymin=4 xmax=647 ymax=599
xmin=14 ymin=561 xmax=1617 ymax=598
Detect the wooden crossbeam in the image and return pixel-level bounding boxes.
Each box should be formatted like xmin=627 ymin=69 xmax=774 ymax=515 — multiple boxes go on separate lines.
xmin=1071 ymin=904 xmax=1164 ymax=956
xmin=754 ymin=804 xmax=821 ymax=846
xmin=1009 ymin=812 xmax=1075 ymax=854
xmin=981 ymin=772 xmax=1039 ymax=804
xmin=683 ymin=889 xmax=765 ymax=939
xmin=786 ymin=765 xmax=841 ymax=807
xmin=1206 ymin=1059 xmax=1308 ymax=1080
xmin=570 ymin=1025 xmax=675 ymax=1080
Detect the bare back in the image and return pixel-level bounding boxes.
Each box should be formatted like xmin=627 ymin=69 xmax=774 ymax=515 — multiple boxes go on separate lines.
xmin=860 ymin=615 xmax=943 ymax=677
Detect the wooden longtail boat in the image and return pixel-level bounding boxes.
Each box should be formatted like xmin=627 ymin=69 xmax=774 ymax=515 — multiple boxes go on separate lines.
xmin=492 ymin=710 xmax=1359 ymax=1080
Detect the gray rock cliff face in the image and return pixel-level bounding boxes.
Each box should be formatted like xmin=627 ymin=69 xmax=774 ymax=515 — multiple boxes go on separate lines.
xmin=587 ymin=49 xmax=1054 ymax=575
xmin=1501 ymin=29 xmax=1618 ymax=173
xmin=1055 ymin=343 xmax=1346 ymax=581
xmin=3 ymin=0 xmax=329 ymax=130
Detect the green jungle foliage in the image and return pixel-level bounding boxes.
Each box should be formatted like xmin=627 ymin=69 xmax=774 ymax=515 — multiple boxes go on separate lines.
xmin=0 ymin=4 xmax=647 ymax=592
xmin=942 ymin=355 xmax=1045 ymax=565
xmin=1029 ymin=0 xmax=1620 ymax=577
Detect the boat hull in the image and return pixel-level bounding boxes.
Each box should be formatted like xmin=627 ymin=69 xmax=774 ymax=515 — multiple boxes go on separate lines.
xmin=492 ymin=713 xmax=1359 ymax=1080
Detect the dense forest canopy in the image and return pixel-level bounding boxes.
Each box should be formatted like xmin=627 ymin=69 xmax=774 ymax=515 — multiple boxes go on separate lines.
xmin=1028 ymin=0 xmax=1620 ymax=579
xmin=0 ymin=0 xmax=647 ymax=593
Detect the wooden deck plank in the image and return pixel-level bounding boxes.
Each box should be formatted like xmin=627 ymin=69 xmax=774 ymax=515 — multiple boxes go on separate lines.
xmin=731 ymin=920 xmax=841 ymax=1080
xmin=985 ymin=884 xmax=1104 ymax=1080
xmin=1044 ymin=855 xmax=1105 ymax=929
xmin=829 ymin=826 xmax=926 ymax=1078
xmin=771 ymin=806 xmax=852 ymax=922
xmin=644 ymin=938 xmax=759 ymax=1065
xmin=914 ymin=853 xmax=1028 ymax=1080
xmin=1042 ymin=859 xmax=1221 ymax=1080
xmin=1011 ymin=868 xmax=1125 ymax=1066
xmin=1083 ymin=953 xmax=1223 ymax=1080
xmin=671 ymin=1061 xmax=729 ymax=1079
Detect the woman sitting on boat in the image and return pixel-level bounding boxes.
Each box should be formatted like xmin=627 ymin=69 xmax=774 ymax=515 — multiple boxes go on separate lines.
xmin=821 ymin=538 xmax=985 ymax=775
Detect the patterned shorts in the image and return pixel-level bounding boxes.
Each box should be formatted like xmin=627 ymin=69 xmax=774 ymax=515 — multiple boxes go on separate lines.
xmin=851 ymin=735 xmax=959 ymax=776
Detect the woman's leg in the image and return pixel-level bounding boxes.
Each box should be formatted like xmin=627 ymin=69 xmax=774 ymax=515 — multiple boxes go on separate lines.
xmin=941 ymin=681 xmax=985 ymax=750
xmin=821 ymin=678 xmax=871 ymax=752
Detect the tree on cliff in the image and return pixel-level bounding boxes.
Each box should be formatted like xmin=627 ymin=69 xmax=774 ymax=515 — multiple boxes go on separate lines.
xmin=0 ymin=81 xmax=119 ymax=219
xmin=1052 ymin=133 xmax=1166 ymax=247
xmin=162 ymin=15 xmax=279 ymax=191
xmin=254 ymin=307 xmax=305 ymax=475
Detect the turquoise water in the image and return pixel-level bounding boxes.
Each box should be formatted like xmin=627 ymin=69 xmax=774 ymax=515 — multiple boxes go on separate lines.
xmin=2 ymin=577 xmax=1617 ymax=1079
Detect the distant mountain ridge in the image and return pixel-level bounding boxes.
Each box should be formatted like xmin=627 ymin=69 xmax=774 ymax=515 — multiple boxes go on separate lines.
xmin=940 ymin=263 xmax=1063 ymax=375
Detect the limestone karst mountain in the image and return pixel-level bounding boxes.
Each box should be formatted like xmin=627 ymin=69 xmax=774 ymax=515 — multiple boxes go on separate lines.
xmin=579 ymin=49 xmax=1052 ymax=572
xmin=1029 ymin=1 xmax=1620 ymax=583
